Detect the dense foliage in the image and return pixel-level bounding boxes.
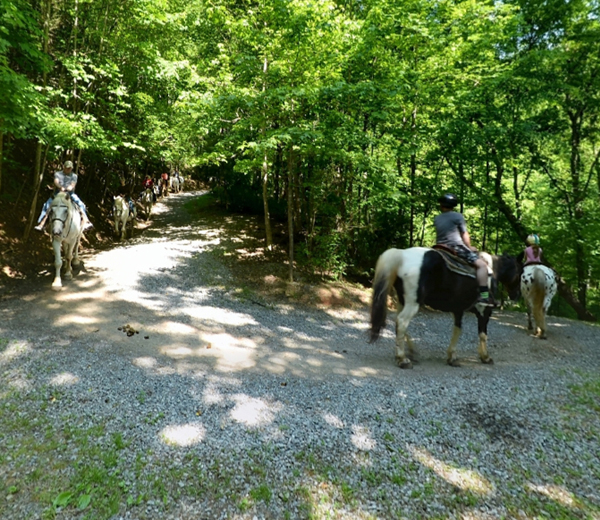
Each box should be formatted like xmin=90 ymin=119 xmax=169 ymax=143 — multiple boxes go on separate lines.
xmin=1 ymin=0 xmax=599 ymax=319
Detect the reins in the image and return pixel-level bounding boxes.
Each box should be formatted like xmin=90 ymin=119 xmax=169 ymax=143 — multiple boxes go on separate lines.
xmin=51 ymin=201 xmax=74 ymax=237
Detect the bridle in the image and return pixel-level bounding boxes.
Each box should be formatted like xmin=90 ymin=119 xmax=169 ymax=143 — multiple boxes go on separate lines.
xmin=50 ymin=201 xmax=73 ymax=236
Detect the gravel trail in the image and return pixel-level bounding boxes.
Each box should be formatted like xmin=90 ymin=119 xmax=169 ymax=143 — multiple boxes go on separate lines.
xmin=1 ymin=191 xmax=599 ymax=520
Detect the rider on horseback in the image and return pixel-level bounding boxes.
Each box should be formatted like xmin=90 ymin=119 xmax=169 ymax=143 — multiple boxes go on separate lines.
xmin=523 ymin=234 xmax=544 ymax=265
xmin=141 ymin=175 xmax=157 ymax=202
xmin=35 ymin=161 xmax=93 ymax=232
xmin=434 ymin=193 xmax=494 ymax=307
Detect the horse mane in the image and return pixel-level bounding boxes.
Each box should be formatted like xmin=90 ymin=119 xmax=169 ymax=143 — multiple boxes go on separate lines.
xmin=53 ymin=191 xmax=72 ymax=204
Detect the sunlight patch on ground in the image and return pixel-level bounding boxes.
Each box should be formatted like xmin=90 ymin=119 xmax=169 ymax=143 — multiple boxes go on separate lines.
xmin=323 ymin=413 xmax=345 ymax=429
xmin=230 ymin=394 xmax=281 ymax=427
xmin=410 ymin=447 xmax=493 ymax=495
xmin=133 ymin=357 xmax=158 ymax=368
xmin=161 ymin=321 xmax=198 ymax=335
xmin=84 ymin=240 xmax=212 ymax=295
xmin=351 ymin=425 xmax=376 ymax=451
xmin=163 ymin=346 xmax=195 ymax=357
xmin=526 ymin=482 xmax=578 ymax=507
xmin=160 ymin=423 xmax=205 ymax=447
xmin=54 ymin=314 xmax=98 ymax=326
xmin=1 ymin=369 xmax=31 ymax=393
xmin=181 ymin=305 xmax=257 ymax=326
xmin=0 ymin=340 xmax=31 ymax=364
xmin=198 ymin=332 xmax=258 ymax=351
xmin=352 ymin=366 xmax=390 ymax=377
xmin=50 ymin=372 xmax=80 ymax=386
xmin=160 ymin=334 xmax=258 ymax=372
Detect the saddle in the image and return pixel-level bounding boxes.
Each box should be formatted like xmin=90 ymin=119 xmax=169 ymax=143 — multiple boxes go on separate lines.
xmin=432 ymin=244 xmax=477 ymax=279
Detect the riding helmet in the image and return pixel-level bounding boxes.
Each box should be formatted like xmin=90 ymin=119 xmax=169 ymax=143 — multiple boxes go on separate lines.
xmin=438 ymin=193 xmax=459 ymax=208
xmin=526 ymin=234 xmax=540 ymax=246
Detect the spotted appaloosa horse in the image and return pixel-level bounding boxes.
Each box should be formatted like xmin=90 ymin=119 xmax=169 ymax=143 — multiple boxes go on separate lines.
xmin=369 ymin=248 xmax=521 ymax=368
xmin=520 ymin=264 xmax=557 ymax=339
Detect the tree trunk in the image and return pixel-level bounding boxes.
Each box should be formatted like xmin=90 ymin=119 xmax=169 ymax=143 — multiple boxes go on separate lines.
xmin=287 ymin=147 xmax=294 ymax=282
xmin=262 ymin=150 xmax=273 ymax=251
xmin=409 ymin=153 xmax=416 ymax=246
xmin=23 ymin=143 xmax=44 ymax=241
xmin=0 ymin=129 xmax=3 ymax=194
xmin=261 ymin=55 xmax=272 ymax=251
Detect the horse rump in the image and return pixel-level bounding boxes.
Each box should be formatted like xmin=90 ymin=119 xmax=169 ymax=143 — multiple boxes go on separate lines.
xmin=530 ymin=266 xmax=547 ymax=332
xmin=369 ymin=249 xmax=404 ymax=343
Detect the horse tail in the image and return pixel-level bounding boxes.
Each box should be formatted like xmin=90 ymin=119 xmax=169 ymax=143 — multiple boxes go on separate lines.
xmin=530 ymin=267 xmax=546 ymax=325
xmin=370 ymin=249 xmax=404 ymax=343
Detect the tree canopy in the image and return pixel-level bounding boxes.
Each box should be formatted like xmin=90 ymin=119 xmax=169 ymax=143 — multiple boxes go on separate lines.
xmin=2 ymin=0 xmax=599 ymax=319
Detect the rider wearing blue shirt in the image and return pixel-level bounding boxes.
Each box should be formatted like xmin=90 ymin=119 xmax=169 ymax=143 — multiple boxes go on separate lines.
xmin=35 ymin=161 xmax=93 ymax=232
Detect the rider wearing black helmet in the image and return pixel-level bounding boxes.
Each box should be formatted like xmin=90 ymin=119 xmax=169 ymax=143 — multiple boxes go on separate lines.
xmin=434 ymin=193 xmax=494 ymax=307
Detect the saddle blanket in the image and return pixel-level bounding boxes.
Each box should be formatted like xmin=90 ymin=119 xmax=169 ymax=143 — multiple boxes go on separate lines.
xmin=432 ymin=247 xmax=477 ymax=278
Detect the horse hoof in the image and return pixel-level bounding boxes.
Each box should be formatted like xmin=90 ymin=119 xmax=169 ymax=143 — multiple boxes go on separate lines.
xmin=398 ymin=360 xmax=413 ymax=369
xmin=447 ymin=359 xmax=461 ymax=367
xmin=51 ymin=284 xmax=62 ymax=291
xmin=481 ymin=357 xmax=494 ymax=365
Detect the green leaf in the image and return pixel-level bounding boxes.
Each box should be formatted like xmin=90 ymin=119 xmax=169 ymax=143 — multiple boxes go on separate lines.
xmin=77 ymin=494 xmax=92 ymax=510
xmin=53 ymin=491 xmax=73 ymax=508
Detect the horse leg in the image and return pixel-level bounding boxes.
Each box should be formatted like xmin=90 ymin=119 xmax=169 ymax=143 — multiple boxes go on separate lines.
xmin=533 ymin=302 xmax=546 ymax=339
xmin=72 ymin=235 xmax=81 ymax=268
xmin=63 ymin=242 xmax=74 ymax=280
xmin=446 ymin=312 xmax=464 ymax=367
xmin=51 ymin=239 xmax=63 ymax=290
xmin=476 ymin=308 xmax=494 ymax=364
xmin=394 ymin=302 xmax=419 ymax=369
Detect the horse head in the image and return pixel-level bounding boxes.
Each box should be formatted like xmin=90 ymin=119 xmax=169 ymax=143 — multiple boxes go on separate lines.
xmin=113 ymin=195 xmax=125 ymax=215
xmin=494 ymin=253 xmax=522 ymax=301
xmin=50 ymin=192 xmax=73 ymax=237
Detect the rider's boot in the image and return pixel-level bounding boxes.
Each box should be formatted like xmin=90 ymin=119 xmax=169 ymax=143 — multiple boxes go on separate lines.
xmin=34 ymin=215 xmax=48 ymax=232
xmin=81 ymin=211 xmax=94 ymax=231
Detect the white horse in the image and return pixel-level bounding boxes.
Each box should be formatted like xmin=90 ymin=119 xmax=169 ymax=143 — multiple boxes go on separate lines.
xmin=521 ymin=264 xmax=557 ymax=339
xmin=141 ymin=188 xmax=153 ymax=220
xmin=113 ymin=196 xmax=136 ymax=241
xmin=48 ymin=192 xmax=83 ymax=290
xmin=178 ymin=175 xmax=184 ymax=191
xmin=170 ymin=175 xmax=180 ymax=193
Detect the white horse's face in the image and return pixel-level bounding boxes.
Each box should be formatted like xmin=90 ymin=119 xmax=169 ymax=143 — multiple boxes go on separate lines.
xmin=50 ymin=201 xmax=70 ymax=236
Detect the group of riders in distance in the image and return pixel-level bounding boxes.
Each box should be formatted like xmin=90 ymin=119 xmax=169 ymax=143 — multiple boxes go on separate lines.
xmin=34 ymin=161 xmax=183 ymax=234
xmin=37 ymin=161 xmax=556 ymax=357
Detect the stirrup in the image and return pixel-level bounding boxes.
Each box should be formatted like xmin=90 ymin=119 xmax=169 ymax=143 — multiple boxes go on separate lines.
xmin=476 ymin=296 xmax=496 ymax=307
